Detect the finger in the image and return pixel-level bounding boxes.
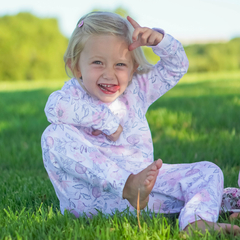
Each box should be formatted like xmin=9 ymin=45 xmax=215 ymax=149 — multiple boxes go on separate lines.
xmin=106 ymin=136 xmax=116 ymax=142
xmin=132 ymin=27 xmax=149 ymax=41
xmin=127 ymin=16 xmax=141 ymax=29
xmin=108 ymin=134 xmax=116 ymax=141
xmin=130 ymin=27 xmax=152 ymax=50
xmin=128 ymin=41 xmax=142 ymax=51
xmin=92 ymin=130 xmax=102 ymax=136
xmin=129 ymin=32 xmax=149 ymax=51
xmin=140 ymin=28 xmax=154 ymax=45
xmin=105 ymin=134 xmax=112 ymax=139
xmin=129 ymin=29 xmax=160 ymax=50
xmin=148 ymin=31 xmax=163 ymax=46
xmin=148 ymin=33 xmax=158 ymax=46
xmin=107 ymin=133 xmax=118 ymax=142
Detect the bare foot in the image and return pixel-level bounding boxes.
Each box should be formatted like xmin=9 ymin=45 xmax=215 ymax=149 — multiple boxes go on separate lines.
xmin=229 ymin=212 xmax=240 ymax=221
xmin=122 ymin=159 xmax=162 ymax=209
xmin=184 ymin=220 xmax=240 ymax=236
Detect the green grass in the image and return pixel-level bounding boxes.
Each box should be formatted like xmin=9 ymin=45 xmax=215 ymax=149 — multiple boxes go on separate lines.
xmin=1 ymin=71 xmax=240 ymax=239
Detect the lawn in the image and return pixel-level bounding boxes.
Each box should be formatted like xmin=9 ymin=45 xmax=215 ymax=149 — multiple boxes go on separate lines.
xmin=1 ymin=71 xmax=240 ymax=239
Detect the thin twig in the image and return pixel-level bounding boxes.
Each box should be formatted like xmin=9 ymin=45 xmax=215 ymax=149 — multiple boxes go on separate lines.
xmin=137 ymin=188 xmax=141 ymax=230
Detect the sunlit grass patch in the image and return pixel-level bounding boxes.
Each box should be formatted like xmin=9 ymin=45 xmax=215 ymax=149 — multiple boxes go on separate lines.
xmin=1 ymin=71 xmax=240 ymax=239
xmin=0 ymin=78 xmax=66 ymax=92
xmin=181 ymin=70 xmax=240 ymax=84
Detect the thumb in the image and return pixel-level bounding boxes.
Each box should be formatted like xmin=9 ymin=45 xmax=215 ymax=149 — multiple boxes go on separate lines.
xmin=129 ymin=41 xmax=141 ymax=51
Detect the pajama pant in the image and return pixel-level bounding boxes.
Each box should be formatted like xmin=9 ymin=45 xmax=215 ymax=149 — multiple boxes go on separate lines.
xmin=42 ymin=124 xmax=224 ymax=230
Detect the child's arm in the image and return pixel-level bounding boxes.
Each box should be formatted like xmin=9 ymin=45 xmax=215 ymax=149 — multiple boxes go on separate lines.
xmin=44 ymin=81 xmax=120 ymax=136
xmin=127 ymin=17 xmax=189 ymax=111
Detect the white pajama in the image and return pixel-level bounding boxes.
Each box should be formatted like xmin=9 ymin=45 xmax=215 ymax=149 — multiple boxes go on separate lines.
xmin=41 ymin=32 xmax=224 ymax=229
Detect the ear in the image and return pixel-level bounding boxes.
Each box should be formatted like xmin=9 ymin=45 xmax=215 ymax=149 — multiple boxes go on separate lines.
xmin=129 ymin=63 xmax=139 ymax=83
xmin=67 ymin=59 xmax=82 ymax=79
xmin=133 ymin=63 xmax=139 ymax=73
xmin=75 ymin=67 xmax=82 ymax=79
xmin=131 ymin=63 xmax=139 ymax=77
xmin=67 ymin=60 xmax=72 ymax=70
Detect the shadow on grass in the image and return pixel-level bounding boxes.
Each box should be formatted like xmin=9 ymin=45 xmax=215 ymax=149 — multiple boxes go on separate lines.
xmin=0 ymin=89 xmax=52 ymax=170
xmin=0 ymin=89 xmax=58 ymax=212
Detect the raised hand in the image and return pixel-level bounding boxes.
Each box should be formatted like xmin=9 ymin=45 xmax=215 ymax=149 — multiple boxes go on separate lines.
xmin=127 ymin=16 xmax=163 ymax=51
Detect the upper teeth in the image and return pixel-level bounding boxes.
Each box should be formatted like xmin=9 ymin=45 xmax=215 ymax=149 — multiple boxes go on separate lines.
xmin=100 ymin=84 xmax=113 ymax=87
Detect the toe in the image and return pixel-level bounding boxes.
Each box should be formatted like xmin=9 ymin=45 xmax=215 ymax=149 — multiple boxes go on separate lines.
xmin=229 ymin=212 xmax=240 ymax=220
xmin=155 ymin=159 xmax=162 ymax=169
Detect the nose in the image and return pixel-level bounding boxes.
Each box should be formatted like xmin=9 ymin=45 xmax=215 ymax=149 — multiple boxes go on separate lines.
xmin=102 ymin=66 xmax=115 ymax=80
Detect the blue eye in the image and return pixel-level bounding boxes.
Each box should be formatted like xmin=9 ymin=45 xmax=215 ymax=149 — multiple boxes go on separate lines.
xmin=93 ymin=61 xmax=102 ymax=65
xmin=117 ymin=63 xmax=126 ymax=66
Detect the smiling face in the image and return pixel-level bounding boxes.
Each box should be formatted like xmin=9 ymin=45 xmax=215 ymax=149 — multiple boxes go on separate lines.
xmin=76 ymin=34 xmax=138 ymax=103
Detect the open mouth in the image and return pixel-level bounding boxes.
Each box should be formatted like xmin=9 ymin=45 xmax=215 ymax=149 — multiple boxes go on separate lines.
xmin=98 ymin=84 xmax=120 ymax=94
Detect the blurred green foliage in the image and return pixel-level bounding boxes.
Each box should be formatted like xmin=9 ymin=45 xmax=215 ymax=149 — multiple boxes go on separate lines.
xmin=0 ymin=11 xmax=240 ymax=81
xmin=0 ymin=12 xmax=68 ymax=81
xmin=184 ymin=38 xmax=240 ymax=72
xmin=144 ymin=38 xmax=240 ymax=72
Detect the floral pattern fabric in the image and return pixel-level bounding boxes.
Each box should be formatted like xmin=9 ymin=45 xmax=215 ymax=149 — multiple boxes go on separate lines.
xmin=221 ymin=188 xmax=240 ymax=213
xmin=41 ymin=32 xmax=239 ymax=230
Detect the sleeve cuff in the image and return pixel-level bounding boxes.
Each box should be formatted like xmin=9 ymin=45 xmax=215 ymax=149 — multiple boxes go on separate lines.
xmin=151 ymin=31 xmax=175 ymax=56
xmin=152 ymin=28 xmax=165 ymax=36
xmin=101 ymin=115 xmax=120 ymax=135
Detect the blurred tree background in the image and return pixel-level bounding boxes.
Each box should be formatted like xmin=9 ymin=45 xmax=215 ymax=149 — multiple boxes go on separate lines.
xmin=0 ymin=10 xmax=240 ymax=81
xmin=185 ymin=38 xmax=240 ymax=72
xmin=0 ymin=12 xmax=68 ymax=81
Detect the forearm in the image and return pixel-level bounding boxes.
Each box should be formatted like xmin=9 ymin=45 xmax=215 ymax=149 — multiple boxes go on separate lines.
xmin=135 ymin=31 xmax=189 ymax=110
xmin=152 ymin=30 xmax=189 ymax=80
xmin=45 ymin=90 xmax=120 ymax=135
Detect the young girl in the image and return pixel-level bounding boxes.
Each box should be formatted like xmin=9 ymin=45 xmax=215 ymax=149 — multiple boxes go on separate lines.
xmin=41 ymin=11 xmax=240 ymax=234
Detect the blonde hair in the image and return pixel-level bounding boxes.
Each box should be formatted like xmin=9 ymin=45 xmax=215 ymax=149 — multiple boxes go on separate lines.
xmin=64 ymin=11 xmax=153 ymax=78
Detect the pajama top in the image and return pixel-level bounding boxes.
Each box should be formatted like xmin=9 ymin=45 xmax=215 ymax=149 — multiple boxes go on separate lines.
xmin=42 ymin=31 xmax=189 ymax=217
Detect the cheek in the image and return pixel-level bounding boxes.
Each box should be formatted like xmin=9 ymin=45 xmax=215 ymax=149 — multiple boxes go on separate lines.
xmin=127 ymin=70 xmax=134 ymax=83
xmin=121 ymin=70 xmax=133 ymax=81
xmin=82 ymin=69 xmax=99 ymax=80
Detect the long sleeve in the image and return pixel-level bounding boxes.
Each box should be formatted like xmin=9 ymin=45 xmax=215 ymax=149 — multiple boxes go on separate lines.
xmin=41 ymin=123 xmax=133 ymax=215
xmin=131 ymin=31 xmax=189 ymax=114
xmin=44 ymin=79 xmax=120 ymax=135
